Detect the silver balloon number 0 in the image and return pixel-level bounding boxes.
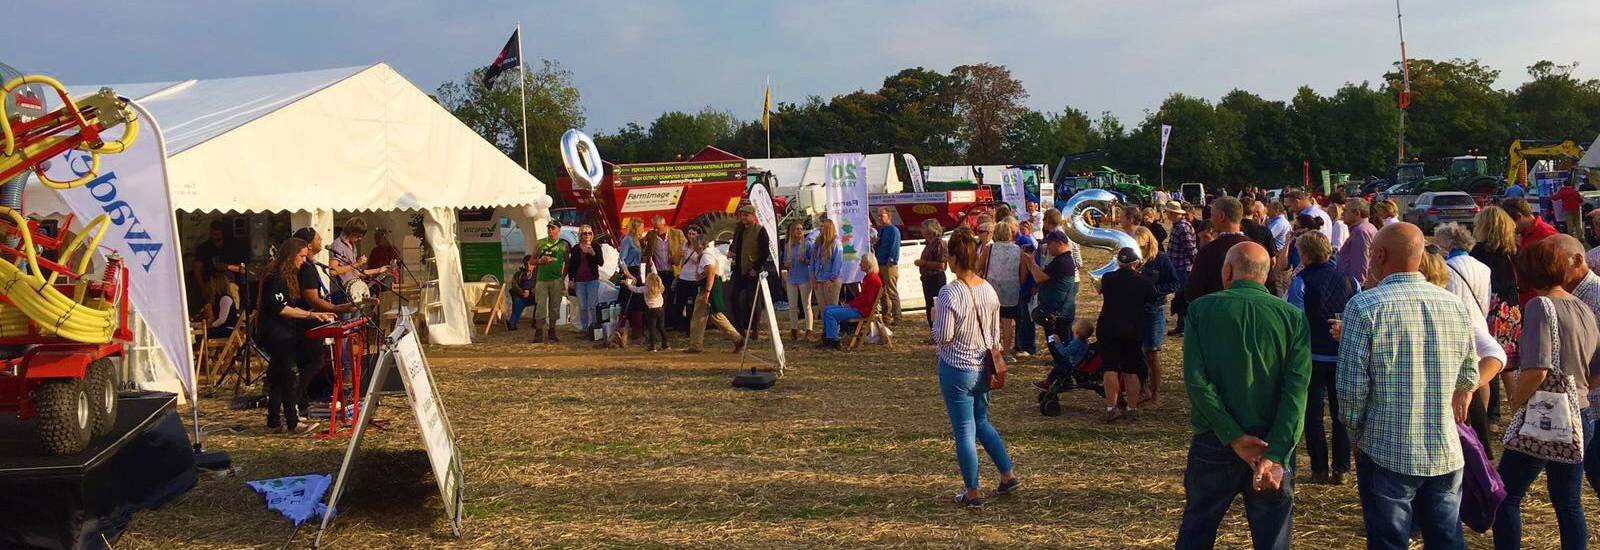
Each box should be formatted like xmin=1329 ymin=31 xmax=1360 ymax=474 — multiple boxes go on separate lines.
xmin=560 ymin=129 xmax=603 ymax=190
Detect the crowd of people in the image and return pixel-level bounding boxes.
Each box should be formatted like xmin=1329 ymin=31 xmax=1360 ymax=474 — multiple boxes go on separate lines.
xmin=932 ymin=184 xmax=1600 ymax=549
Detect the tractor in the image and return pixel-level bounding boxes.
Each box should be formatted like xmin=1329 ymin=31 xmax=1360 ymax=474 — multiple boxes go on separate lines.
xmin=0 ymin=63 xmax=140 ymax=455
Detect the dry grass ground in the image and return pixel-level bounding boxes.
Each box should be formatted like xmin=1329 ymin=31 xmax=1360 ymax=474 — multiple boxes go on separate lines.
xmin=118 ymin=252 xmax=1588 ymax=549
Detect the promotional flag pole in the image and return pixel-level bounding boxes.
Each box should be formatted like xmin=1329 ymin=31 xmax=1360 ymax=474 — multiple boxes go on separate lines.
xmin=517 ymin=23 xmax=530 ymax=171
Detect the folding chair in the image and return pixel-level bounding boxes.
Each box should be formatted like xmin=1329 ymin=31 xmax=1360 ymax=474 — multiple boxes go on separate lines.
xmin=471 ymin=281 xmax=505 ymax=336
xmin=846 ymin=301 xmax=890 ymax=350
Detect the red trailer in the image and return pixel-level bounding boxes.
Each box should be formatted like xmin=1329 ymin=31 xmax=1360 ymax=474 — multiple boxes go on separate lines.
xmin=869 ymin=190 xmax=996 ymax=233
xmin=555 ymin=146 xmax=750 ymax=241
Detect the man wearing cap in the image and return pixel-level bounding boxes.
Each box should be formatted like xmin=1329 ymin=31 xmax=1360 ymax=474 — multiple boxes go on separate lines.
xmin=728 ymin=205 xmax=770 ymax=347
xmin=530 ymin=222 xmax=569 ymax=343
xmin=1164 ymin=201 xmax=1197 ymax=335
xmin=1021 ymin=229 xmax=1080 ymax=340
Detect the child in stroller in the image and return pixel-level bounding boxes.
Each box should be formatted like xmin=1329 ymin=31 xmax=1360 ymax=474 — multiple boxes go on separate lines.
xmin=1034 ymin=319 xmax=1104 ymax=416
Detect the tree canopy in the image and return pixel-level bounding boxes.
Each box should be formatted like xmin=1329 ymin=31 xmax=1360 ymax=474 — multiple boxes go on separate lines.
xmin=440 ymin=58 xmax=1600 ymax=190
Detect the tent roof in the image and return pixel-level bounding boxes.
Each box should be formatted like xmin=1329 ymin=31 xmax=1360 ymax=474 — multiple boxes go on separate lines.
xmin=746 ymin=153 xmax=902 ymax=194
xmin=1581 ymin=134 xmax=1600 ymax=169
xmin=30 ymin=63 xmax=547 ymax=215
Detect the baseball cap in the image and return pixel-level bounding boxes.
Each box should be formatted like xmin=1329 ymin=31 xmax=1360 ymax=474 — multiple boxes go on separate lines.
xmin=1116 ymin=247 xmax=1140 ymax=264
xmin=1043 ymin=229 xmax=1070 ymax=244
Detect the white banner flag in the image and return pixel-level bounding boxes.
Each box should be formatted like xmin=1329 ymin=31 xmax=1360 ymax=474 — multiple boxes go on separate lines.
xmin=823 ymin=153 xmax=869 ymax=283
xmin=1159 ymin=124 xmax=1172 ymax=167
xmin=746 ymin=183 xmax=786 ymax=369
xmin=43 ymin=102 xmax=192 ymax=397
xmin=902 ymin=153 xmax=926 ymax=193
xmin=1002 ymin=167 xmax=1027 ymax=221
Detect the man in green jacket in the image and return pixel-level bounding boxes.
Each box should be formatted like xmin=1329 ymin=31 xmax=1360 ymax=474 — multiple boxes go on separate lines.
xmin=1177 ymin=241 xmax=1311 ymax=550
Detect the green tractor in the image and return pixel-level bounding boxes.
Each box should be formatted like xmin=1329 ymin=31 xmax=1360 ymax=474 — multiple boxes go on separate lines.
xmin=1419 ymin=155 xmax=1505 ymax=195
xmin=1058 ymin=168 xmax=1154 ymax=204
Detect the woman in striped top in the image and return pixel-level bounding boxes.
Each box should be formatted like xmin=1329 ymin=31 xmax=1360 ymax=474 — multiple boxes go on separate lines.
xmin=933 ymin=226 xmax=1018 ymax=507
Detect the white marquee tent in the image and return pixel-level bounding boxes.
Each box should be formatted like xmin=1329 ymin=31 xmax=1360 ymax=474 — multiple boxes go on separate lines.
xmin=24 ymin=63 xmax=553 ymax=395
xmin=746 ymin=153 xmax=904 ymax=197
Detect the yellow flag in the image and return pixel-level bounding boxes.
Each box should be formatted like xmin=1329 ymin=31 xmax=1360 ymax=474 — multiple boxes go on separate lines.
xmin=761 ymin=79 xmax=771 ymax=131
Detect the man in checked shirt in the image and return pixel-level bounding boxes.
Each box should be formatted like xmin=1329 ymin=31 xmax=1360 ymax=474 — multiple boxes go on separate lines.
xmin=1335 ymin=222 xmax=1477 ymax=550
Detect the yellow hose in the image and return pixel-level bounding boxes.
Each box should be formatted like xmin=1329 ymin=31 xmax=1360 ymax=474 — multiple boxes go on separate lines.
xmin=0 ymin=206 xmax=116 ymax=342
xmin=1 ymin=75 xmax=140 ymax=190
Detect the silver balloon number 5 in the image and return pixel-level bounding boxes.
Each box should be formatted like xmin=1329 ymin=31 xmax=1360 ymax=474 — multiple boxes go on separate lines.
xmin=560 ymin=129 xmax=603 ymax=190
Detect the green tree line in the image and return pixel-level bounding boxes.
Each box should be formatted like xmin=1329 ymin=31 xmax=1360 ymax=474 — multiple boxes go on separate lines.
xmin=437 ymin=59 xmax=1600 ymax=190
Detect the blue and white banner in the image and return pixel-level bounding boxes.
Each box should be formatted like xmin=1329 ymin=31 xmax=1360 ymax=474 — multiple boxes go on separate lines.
xmin=823 ymin=153 xmax=868 ymax=283
xmin=249 ymin=474 xmax=333 ymax=526
xmin=43 ymin=101 xmax=191 ymax=396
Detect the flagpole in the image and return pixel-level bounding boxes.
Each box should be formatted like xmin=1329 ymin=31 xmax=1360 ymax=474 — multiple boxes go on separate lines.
xmin=517 ymin=23 xmax=531 ymax=172
xmin=1394 ymin=0 xmax=1407 ymax=164
xmin=764 ymin=75 xmax=771 ymax=159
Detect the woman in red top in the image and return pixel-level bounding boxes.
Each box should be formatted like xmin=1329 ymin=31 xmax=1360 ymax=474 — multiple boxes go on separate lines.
xmin=819 ymin=254 xmax=883 ymax=349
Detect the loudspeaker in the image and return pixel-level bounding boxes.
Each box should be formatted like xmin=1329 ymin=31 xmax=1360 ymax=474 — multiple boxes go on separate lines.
xmin=731 ymin=370 xmax=776 ymax=390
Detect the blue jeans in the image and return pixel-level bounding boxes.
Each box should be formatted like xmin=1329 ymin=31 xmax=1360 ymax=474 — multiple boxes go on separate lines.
xmin=1586 ymin=410 xmax=1599 ymax=500
xmin=821 ymin=305 xmax=860 ymax=340
xmin=938 ymin=361 xmax=1012 ymax=491
xmin=1495 ymin=446 xmax=1588 ymax=549
xmin=1015 ymin=298 xmax=1037 ymax=354
xmin=508 ymin=292 xmax=531 ymax=328
xmin=576 ymin=280 xmax=600 ymax=329
xmin=1177 ymin=432 xmax=1294 ymax=550
xmin=1355 ymin=453 xmax=1463 ymax=550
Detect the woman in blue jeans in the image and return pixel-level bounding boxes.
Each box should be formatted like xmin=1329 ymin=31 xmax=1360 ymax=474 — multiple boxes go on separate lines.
xmin=931 ymin=226 xmax=1017 ymax=507
xmin=1495 ymin=236 xmax=1598 ymax=550
xmin=570 ymin=226 xmax=604 ymax=330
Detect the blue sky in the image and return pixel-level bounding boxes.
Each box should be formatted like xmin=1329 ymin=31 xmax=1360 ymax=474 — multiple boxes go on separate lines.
xmin=5 ymin=1 xmax=1597 ymax=134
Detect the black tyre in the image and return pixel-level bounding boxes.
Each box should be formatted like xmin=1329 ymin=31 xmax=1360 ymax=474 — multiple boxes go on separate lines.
xmin=690 ymin=211 xmax=739 ymax=243
xmin=86 ymin=358 xmax=119 ymax=437
xmin=36 ymin=379 xmax=92 ymax=455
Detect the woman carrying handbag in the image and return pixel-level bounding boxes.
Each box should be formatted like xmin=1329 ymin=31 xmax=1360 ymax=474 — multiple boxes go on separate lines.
xmin=931 ymin=226 xmax=1016 ymax=508
xmin=1494 ymin=236 xmax=1600 ymax=550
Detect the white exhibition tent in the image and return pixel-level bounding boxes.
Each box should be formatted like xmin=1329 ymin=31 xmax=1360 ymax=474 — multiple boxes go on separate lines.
xmin=746 ymin=153 xmax=904 ymax=197
xmin=925 ymin=164 xmax=1050 ymax=185
xmin=24 ymin=63 xmax=553 ymax=396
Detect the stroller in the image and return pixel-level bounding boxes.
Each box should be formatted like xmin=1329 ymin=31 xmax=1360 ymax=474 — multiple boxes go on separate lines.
xmin=1037 ymin=344 xmax=1105 ymax=417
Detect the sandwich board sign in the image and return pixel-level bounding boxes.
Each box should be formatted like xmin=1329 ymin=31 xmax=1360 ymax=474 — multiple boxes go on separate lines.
xmin=315 ymin=314 xmax=465 ymax=546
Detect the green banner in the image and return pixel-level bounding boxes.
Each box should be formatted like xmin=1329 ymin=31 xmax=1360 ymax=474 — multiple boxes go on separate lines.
xmin=459 ymin=241 xmax=504 ymax=282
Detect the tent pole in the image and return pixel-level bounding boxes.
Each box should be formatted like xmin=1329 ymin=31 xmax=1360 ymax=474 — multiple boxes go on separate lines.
xmin=517 ymin=22 xmax=530 ymax=172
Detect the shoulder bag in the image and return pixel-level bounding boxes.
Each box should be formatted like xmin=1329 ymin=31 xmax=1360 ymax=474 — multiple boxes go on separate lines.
xmin=1502 ymin=296 xmax=1585 ymax=463
xmin=972 ymin=285 xmax=1007 ymax=390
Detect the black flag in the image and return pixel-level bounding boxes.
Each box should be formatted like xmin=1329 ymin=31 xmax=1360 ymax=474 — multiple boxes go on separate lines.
xmin=481 ymin=29 xmax=520 ymax=88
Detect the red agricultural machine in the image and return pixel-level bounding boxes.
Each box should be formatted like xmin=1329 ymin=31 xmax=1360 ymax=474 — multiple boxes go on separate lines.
xmin=555 ymin=146 xmax=753 ymax=241
xmin=0 ymin=65 xmax=140 ymax=455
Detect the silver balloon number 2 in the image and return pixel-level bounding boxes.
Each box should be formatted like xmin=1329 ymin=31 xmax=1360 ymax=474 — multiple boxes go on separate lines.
xmin=1060 ymin=189 xmax=1140 ymax=281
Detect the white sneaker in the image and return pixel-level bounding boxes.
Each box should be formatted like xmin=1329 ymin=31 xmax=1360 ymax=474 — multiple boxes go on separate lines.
xmin=1015 ymin=351 xmax=1032 ymax=358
